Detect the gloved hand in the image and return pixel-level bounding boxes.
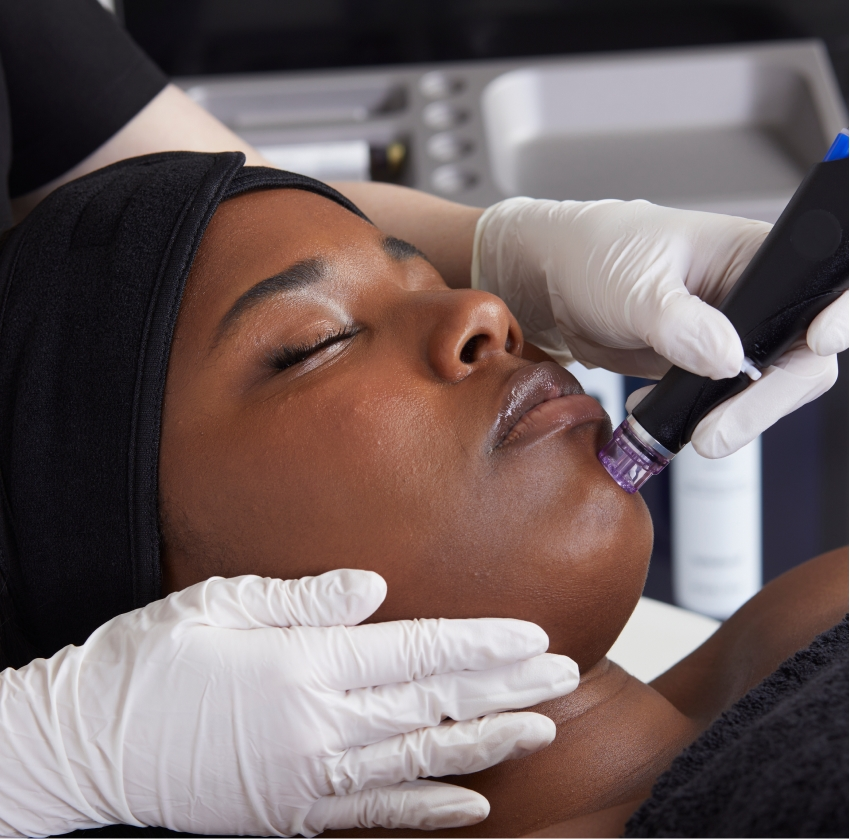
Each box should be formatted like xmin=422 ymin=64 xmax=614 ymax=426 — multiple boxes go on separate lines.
xmin=472 ymin=197 xmax=848 ymax=458
xmin=0 ymin=570 xmax=577 ymax=838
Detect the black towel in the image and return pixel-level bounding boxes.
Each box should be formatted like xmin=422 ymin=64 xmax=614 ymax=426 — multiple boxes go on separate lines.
xmin=625 ymin=617 xmax=849 ymax=838
xmin=0 ymin=152 xmax=367 ymax=669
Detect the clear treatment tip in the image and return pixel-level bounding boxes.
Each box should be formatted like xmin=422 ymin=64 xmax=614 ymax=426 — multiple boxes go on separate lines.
xmin=598 ymin=416 xmax=673 ymax=493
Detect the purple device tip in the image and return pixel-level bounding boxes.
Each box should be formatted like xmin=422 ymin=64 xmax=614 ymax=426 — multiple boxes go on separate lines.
xmin=598 ymin=417 xmax=672 ymax=493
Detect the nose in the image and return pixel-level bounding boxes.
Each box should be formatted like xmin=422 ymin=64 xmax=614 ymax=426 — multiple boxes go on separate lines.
xmin=425 ymin=289 xmax=523 ymax=383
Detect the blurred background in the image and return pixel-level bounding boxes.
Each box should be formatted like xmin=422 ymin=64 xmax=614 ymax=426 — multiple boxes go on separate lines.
xmin=114 ymin=0 xmax=846 ymax=104
xmin=107 ymin=0 xmax=847 ymax=613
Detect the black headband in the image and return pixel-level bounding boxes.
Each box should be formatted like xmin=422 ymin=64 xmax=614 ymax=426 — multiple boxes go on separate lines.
xmin=0 ymin=151 xmax=368 ymax=666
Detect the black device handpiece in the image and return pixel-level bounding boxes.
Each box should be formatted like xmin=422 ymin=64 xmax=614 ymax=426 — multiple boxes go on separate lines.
xmin=599 ymin=154 xmax=848 ymax=493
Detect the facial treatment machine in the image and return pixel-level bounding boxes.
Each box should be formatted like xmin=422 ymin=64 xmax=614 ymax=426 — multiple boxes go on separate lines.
xmin=600 ymin=131 xmax=849 ymax=493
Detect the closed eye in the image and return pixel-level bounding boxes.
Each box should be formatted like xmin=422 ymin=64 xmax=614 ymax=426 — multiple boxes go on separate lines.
xmin=267 ymin=325 xmax=359 ymax=372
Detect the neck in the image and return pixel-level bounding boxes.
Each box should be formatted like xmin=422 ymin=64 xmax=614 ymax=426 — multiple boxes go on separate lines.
xmin=437 ymin=658 xmax=701 ymax=837
xmin=330 ymin=551 xmax=848 ymax=839
xmin=327 ymin=657 xmax=702 ymax=839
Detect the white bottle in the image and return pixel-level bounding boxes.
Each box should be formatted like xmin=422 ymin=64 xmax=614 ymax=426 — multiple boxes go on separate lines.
xmin=671 ymin=437 xmax=762 ymax=619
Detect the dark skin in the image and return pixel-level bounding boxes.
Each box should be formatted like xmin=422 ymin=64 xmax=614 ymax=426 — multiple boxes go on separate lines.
xmin=159 ymin=188 xmax=848 ymax=837
xmin=160 ymin=189 xmax=651 ymax=670
xmin=521 ymin=546 xmax=848 ymax=838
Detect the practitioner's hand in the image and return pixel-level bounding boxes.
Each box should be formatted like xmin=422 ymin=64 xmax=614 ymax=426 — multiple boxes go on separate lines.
xmin=626 ymin=300 xmax=846 ymax=457
xmin=0 ymin=570 xmax=577 ymax=838
xmin=473 ymin=198 xmax=846 ymax=457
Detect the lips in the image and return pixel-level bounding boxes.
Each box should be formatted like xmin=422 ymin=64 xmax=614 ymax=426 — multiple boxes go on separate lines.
xmin=491 ymin=362 xmax=609 ymax=451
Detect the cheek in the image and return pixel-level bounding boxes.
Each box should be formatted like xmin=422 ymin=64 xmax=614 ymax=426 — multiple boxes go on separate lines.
xmin=164 ymin=379 xmax=651 ymax=666
xmin=557 ymin=476 xmax=653 ymax=668
xmin=373 ymin=429 xmax=653 ymax=669
xmin=173 ymin=377 xmax=469 ymax=586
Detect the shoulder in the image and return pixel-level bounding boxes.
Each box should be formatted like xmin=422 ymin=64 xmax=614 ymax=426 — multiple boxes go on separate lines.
xmin=651 ymin=547 xmax=848 ymax=724
xmin=624 ymin=615 xmax=848 ymax=838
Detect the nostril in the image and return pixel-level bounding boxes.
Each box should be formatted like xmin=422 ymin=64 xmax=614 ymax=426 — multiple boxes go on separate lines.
xmin=460 ymin=334 xmax=486 ymax=364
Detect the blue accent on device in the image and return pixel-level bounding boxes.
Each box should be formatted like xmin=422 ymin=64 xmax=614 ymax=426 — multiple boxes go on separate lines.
xmin=824 ymin=130 xmax=849 ymax=161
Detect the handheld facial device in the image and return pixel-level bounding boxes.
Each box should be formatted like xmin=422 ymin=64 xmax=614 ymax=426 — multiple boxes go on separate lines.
xmin=600 ymin=131 xmax=849 ymax=493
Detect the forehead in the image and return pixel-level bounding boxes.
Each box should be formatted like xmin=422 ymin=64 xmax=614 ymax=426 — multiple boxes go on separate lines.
xmin=201 ymin=189 xmax=376 ymax=279
xmin=181 ymin=188 xmax=381 ymax=318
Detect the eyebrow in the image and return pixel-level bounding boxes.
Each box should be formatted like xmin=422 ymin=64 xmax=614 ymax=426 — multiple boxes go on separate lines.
xmin=214 ymin=236 xmax=429 ymax=343
xmin=381 ymin=235 xmax=430 ymax=263
xmin=215 ymin=257 xmax=328 ymax=342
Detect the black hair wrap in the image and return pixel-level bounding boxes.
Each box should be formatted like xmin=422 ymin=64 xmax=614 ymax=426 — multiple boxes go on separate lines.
xmin=0 ymin=151 xmax=368 ymax=669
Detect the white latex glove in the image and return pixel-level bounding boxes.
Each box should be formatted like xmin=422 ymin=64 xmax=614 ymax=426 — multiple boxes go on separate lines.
xmin=0 ymin=570 xmax=577 ymax=838
xmin=472 ymin=198 xmax=848 ymax=457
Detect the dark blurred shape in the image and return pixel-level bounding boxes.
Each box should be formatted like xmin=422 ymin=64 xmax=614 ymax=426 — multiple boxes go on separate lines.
xmin=123 ymin=1 xmax=847 ymax=102
xmin=370 ymin=140 xmax=407 ymax=183
xmin=820 ymin=349 xmax=849 ymax=551
xmin=638 ymin=461 xmax=674 ymax=604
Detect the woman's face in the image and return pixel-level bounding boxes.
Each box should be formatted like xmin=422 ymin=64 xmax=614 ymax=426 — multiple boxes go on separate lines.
xmin=160 ymin=189 xmax=652 ymax=669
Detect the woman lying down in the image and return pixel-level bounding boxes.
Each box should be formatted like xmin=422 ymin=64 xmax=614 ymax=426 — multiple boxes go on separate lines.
xmin=0 ymin=152 xmax=846 ymax=838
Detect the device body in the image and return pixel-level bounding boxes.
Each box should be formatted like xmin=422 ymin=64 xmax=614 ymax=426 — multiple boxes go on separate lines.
xmin=600 ymin=152 xmax=848 ymax=493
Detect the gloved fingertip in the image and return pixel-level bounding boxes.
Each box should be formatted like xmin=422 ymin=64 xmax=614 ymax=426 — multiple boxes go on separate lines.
xmin=689 ymin=411 xmax=747 ymax=459
xmin=451 ymin=790 xmax=490 ymax=826
xmin=415 ymin=785 xmax=490 ymax=827
xmin=534 ymin=653 xmax=581 ymax=695
xmin=314 ymin=568 xmax=388 ymax=624
xmin=807 ymin=324 xmax=849 ymax=357
xmin=690 ymin=430 xmax=738 ymax=460
xmin=310 ymin=782 xmax=491 ymax=831
xmin=655 ymin=297 xmax=743 ymax=380
xmin=401 ymin=786 xmax=490 ymax=828
xmin=446 ymin=617 xmax=550 ymax=666
xmin=329 ymin=567 xmax=387 ymax=598
xmin=508 ymin=711 xmax=557 ymax=752
xmin=625 ymin=384 xmax=655 ymax=414
xmin=807 ymin=291 xmax=849 ymax=356
xmin=269 ymin=569 xmax=387 ymax=628
xmin=488 ymin=618 xmax=549 ymax=657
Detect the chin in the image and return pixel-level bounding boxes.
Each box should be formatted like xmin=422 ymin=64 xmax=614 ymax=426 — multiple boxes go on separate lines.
xmin=550 ymin=480 xmax=653 ymax=672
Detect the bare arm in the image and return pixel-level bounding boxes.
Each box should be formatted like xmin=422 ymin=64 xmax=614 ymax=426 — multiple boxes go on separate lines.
xmin=10 ymin=84 xmax=272 ymax=222
xmin=327 ymin=182 xmax=482 ymax=289
xmin=12 ymin=84 xmax=483 ymax=288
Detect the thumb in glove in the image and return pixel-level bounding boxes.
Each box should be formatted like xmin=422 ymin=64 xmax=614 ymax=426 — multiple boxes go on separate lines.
xmin=689 ymin=344 xmax=837 ymax=458
xmin=807 ymin=290 xmax=849 ymax=356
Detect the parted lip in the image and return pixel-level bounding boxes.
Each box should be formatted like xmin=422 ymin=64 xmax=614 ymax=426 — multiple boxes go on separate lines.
xmin=490 ymin=361 xmax=590 ymax=450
